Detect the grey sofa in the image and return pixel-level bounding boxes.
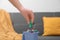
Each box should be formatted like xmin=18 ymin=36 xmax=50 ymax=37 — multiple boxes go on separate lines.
xmin=10 ymin=12 xmax=60 ymax=40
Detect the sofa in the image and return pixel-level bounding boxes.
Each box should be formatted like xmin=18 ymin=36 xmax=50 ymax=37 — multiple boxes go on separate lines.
xmin=10 ymin=12 xmax=60 ymax=40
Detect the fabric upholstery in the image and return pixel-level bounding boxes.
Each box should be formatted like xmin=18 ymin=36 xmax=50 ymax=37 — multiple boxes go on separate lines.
xmin=43 ymin=17 xmax=60 ymax=36
xmin=0 ymin=9 xmax=22 ymax=40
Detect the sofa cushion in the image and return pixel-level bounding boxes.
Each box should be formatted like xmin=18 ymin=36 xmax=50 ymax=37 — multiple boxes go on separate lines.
xmin=43 ymin=17 xmax=60 ymax=36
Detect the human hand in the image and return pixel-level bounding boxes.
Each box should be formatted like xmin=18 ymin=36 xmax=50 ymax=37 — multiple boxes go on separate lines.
xmin=20 ymin=7 xmax=34 ymax=24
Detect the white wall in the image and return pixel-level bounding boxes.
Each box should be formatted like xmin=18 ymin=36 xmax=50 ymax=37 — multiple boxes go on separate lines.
xmin=0 ymin=0 xmax=60 ymax=12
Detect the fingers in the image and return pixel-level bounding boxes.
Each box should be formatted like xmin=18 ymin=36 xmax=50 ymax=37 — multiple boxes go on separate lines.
xmin=29 ymin=10 xmax=34 ymax=23
xmin=21 ymin=13 xmax=30 ymax=24
xmin=20 ymin=8 xmax=34 ymax=24
xmin=25 ymin=15 xmax=30 ymax=24
xmin=31 ymin=12 xmax=34 ymax=23
xmin=25 ymin=11 xmax=34 ymax=24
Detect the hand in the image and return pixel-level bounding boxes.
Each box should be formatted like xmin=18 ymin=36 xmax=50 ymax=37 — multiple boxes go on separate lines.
xmin=20 ymin=7 xmax=34 ymax=24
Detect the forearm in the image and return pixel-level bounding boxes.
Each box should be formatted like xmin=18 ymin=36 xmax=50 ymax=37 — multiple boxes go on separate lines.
xmin=9 ymin=0 xmax=23 ymax=11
